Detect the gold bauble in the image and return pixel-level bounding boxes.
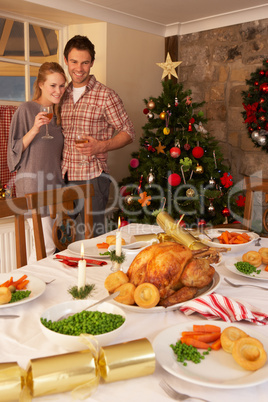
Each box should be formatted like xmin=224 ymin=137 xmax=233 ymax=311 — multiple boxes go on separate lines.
xmin=163 ymin=127 xmax=170 ymax=135
xmin=186 ymin=188 xmax=195 ymax=197
xmin=159 ymin=111 xmax=166 ymax=120
xmin=195 ymin=163 xmax=204 ymax=174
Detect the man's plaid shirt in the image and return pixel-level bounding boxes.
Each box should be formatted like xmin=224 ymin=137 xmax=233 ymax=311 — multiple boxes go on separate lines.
xmin=61 ymin=75 xmax=135 ymax=181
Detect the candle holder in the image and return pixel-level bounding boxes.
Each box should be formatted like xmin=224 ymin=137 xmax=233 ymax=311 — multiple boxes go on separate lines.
xmin=68 ymin=284 xmax=96 ymax=299
xmin=109 ymin=250 xmax=125 ymax=272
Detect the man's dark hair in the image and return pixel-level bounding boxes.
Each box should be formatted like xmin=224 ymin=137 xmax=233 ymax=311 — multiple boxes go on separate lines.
xmin=64 ymin=35 xmax=95 ymax=61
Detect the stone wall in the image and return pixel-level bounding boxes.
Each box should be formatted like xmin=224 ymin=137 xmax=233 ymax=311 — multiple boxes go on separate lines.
xmin=178 ymin=18 xmax=268 ymax=183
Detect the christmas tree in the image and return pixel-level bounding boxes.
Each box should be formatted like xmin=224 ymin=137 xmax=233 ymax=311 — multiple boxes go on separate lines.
xmin=117 ymin=55 xmax=242 ymax=228
xmin=241 ymin=57 xmax=268 ymax=150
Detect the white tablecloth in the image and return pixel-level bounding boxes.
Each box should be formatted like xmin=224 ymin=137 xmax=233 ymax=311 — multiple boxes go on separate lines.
xmin=0 ymin=224 xmax=267 ymax=402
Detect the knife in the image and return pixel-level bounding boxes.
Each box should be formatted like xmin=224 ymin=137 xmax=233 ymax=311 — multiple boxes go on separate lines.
xmin=0 ymin=315 xmax=19 ymax=319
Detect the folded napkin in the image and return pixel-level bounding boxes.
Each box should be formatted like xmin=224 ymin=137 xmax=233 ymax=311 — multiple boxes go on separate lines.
xmin=180 ymin=292 xmax=268 ymax=325
xmin=55 ymin=254 xmax=107 ymax=266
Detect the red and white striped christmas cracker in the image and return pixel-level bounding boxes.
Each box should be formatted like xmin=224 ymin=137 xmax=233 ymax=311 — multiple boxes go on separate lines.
xmin=180 ymin=292 xmax=268 ymax=325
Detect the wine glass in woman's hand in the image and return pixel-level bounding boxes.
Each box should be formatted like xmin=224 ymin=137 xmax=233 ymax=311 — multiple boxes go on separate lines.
xmin=40 ymin=105 xmax=53 ymax=139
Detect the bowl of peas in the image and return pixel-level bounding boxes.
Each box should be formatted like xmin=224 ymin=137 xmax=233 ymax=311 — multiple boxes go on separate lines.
xmin=40 ymin=299 xmax=127 ymax=351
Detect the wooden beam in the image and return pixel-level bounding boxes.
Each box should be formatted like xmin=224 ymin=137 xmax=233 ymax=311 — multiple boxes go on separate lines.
xmin=0 ymin=19 xmax=14 ymax=56
xmin=33 ymin=25 xmax=50 ymax=57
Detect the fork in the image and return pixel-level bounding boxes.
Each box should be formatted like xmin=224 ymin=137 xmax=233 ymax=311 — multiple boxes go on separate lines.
xmin=45 ymin=279 xmax=56 ymax=285
xmin=224 ymin=277 xmax=268 ymax=290
xmin=159 ymin=379 xmax=209 ymax=402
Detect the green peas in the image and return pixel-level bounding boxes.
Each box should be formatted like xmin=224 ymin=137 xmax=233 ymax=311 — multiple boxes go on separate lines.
xmin=170 ymin=341 xmax=210 ymax=366
xmin=41 ymin=310 xmax=125 ymax=336
xmin=9 ymin=290 xmax=31 ymax=303
xmin=234 ymin=262 xmax=261 ymax=276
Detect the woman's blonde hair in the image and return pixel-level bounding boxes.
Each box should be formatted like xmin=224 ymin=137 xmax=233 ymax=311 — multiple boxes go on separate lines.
xmin=32 ymin=62 xmax=67 ymax=125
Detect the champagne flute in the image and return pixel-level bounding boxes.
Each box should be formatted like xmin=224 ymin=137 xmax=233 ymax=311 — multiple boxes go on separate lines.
xmin=75 ymin=131 xmax=90 ymax=166
xmin=41 ymin=105 xmax=53 ymax=139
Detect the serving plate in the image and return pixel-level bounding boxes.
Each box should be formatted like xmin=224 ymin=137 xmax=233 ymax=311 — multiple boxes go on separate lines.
xmin=112 ymin=271 xmax=220 ymax=313
xmin=199 ymin=229 xmax=259 ymax=253
xmin=153 ymin=321 xmax=268 ymax=388
xmin=0 ymin=273 xmax=46 ymax=308
xmin=225 ymin=256 xmax=268 ymax=281
xmin=67 ymin=237 xmax=112 ymax=258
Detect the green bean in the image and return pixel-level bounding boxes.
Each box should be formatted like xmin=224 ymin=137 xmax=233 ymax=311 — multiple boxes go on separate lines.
xmin=234 ymin=261 xmax=261 ymax=275
xmin=41 ymin=310 xmax=125 ymax=336
xmin=170 ymin=341 xmax=210 ymax=366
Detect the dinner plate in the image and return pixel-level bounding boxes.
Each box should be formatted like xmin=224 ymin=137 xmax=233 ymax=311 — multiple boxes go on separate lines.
xmin=153 ymin=321 xmax=268 ymax=388
xmin=199 ymin=229 xmax=259 ymax=253
xmin=112 ymin=271 xmax=221 ymax=313
xmin=67 ymin=237 xmax=112 ymax=259
xmin=225 ymin=256 xmax=268 ymax=281
xmin=0 ymin=273 xmax=46 ymax=308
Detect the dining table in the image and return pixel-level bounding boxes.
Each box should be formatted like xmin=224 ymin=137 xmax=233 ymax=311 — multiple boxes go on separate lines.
xmin=0 ymin=223 xmax=267 ymax=402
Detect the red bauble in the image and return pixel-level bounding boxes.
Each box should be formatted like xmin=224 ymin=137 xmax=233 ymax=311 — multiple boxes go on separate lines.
xmin=254 ymin=81 xmax=259 ymax=86
xmin=143 ymin=108 xmax=149 ymax=114
xmin=120 ymin=186 xmax=131 ymax=197
xmin=184 ymin=143 xmax=191 ymax=151
xmin=120 ymin=218 xmax=129 ymax=227
xmin=198 ymin=219 xmax=206 ymax=227
xmin=259 ymin=82 xmax=268 ymax=94
xmin=259 ymin=70 xmax=265 ymax=76
xmin=222 ymin=207 xmax=230 ymax=217
xmin=170 ymin=147 xmax=181 ymax=158
xmin=130 ymin=158 xmax=139 ymax=168
xmin=192 ymin=146 xmax=204 ymax=159
xmin=168 ymin=173 xmax=181 ymax=186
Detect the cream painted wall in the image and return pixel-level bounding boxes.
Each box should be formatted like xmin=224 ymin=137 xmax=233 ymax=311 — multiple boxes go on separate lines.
xmin=67 ymin=23 xmax=107 ymax=84
xmin=105 ymin=24 xmax=164 ymax=183
xmin=66 ymin=23 xmax=164 ymax=185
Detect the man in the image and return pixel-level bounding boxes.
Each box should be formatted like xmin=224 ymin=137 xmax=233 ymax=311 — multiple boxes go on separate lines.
xmin=61 ymin=35 xmax=135 ymax=237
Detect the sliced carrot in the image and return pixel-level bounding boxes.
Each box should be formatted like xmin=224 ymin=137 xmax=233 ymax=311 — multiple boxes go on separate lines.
xmin=265 ymin=265 xmax=268 ymax=272
xmin=180 ymin=337 xmax=210 ymax=350
xmin=96 ymin=242 xmax=109 ymax=249
xmin=12 ymin=274 xmax=28 ymax=288
xmin=211 ymin=338 xmax=222 ymax=351
xmin=193 ymin=324 xmax=221 ymax=333
xmin=181 ymin=331 xmax=208 ymax=337
xmin=0 ymin=277 xmax=13 ymax=287
xmin=191 ymin=332 xmax=221 ymax=343
xmin=16 ymin=280 xmax=29 ymax=290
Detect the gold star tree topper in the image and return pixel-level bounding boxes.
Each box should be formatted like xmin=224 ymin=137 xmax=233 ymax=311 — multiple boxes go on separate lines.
xmin=156 ymin=52 xmax=182 ymax=79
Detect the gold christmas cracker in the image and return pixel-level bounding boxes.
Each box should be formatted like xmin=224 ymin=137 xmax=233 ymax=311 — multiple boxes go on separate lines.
xmin=99 ymin=338 xmax=155 ymax=383
xmin=0 ymin=362 xmax=25 ymax=402
xmin=156 ymin=211 xmax=206 ymax=250
xmin=0 ymin=337 xmax=155 ymax=401
xmin=26 ymin=349 xmax=97 ymax=398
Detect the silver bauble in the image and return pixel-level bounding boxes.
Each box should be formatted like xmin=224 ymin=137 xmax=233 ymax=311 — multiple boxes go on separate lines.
xmin=147 ymin=169 xmax=155 ymax=186
xmin=147 ymin=100 xmax=155 ymax=110
xmin=208 ymin=202 xmax=216 ymax=216
xmin=209 ymin=177 xmax=216 ymax=188
xmin=125 ymin=195 xmax=133 ymax=205
xmin=251 ymin=130 xmax=260 ymax=141
xmin=257 ymin=135 xmax=267 ymax=146
xmin=147 ymin=111 xmax=154 ymax=119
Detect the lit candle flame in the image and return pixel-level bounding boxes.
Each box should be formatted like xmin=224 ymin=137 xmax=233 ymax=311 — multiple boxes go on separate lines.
xmin=80 ymin=242 xmax=84 ymax=259
xmin=118 ymin=216 xmax=121 ymax=230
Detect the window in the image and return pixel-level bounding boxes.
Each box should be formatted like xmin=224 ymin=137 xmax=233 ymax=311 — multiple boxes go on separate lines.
xmin=0 ymin=15 xmax=63 ymax=102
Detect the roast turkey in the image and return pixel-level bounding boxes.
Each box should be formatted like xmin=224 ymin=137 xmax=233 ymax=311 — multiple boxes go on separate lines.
xmin=127 ymin=241 xmax=215 ymax=307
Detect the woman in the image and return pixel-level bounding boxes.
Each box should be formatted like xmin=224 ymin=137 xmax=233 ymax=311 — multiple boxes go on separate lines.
xmin=7 ymin=62 xmax=67 ymax=262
